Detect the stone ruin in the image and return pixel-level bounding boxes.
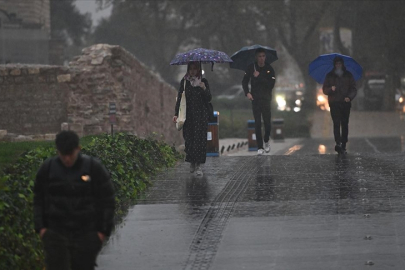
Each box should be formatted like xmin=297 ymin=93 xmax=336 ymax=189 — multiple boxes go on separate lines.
xmin=0 ymin=44 xmax=182 ymax=146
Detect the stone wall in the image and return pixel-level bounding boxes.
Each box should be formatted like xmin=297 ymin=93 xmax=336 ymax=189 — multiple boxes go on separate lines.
xmin=0 ymin=65 xmax=70 ymax=135
xmin=0 ymin=44 xmax=182 ymax=146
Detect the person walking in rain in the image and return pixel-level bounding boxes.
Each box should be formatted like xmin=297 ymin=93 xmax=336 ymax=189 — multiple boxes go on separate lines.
xmin=322 ymin=56 xmax=357 ymax=154
xmin=33 ymin=130 xmax=115 ymax=270
xmin=242 ymin=48 xmax=276 ymax=155
xmin=173 ymin=61 xmax=212 ymax=176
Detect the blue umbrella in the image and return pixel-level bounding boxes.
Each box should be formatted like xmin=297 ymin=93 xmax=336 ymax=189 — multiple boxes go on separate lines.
xmin=229 ymin=44 xmax=278 ymax=71
xmin=170 ymin=48 xmax=232 ymax=66
xmin=309 ymin=53 xmax=363 ymax=84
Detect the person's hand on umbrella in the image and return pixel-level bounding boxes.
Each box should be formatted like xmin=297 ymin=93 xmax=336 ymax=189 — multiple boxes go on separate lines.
xmin=331 ymin=86 xmax=336 ymax=91
xmin=173 ymin=116 xmax=178 ymax=123
xmin=253 ymin=71 xmax=260 ymax=78
xmin=247 ymin=93 xmax=254 ymax=101
xmin=344 ymin=97 xmax=350 ymax=102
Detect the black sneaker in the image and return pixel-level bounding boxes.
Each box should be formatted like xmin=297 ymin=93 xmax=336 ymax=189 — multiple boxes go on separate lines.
xmin=335 ymin=143 xmax=342 ymax=154
xmin=341 ymin=143 xmax=347 ymax=153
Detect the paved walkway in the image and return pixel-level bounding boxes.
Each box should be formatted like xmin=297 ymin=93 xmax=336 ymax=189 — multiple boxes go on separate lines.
xmin=98 ymin=135 xmax=405 ymax=270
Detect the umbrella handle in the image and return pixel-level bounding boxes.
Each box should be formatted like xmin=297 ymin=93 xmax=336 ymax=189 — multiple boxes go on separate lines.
xmin=211 ymin=62 xmax=214 ymax=72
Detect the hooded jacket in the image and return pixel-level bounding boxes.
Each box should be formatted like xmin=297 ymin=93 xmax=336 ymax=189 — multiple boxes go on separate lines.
xmin=242 ymin=62 xmax=276 ymax=101
xmin=322 ymin=61 xmax=357 ymax=103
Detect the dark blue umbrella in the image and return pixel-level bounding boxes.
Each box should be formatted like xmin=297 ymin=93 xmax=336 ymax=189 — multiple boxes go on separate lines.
xmin=309 ymin=53 xmax=363 ymax=84
xmin=229 ymin=44 xmax=278 ymax=71
xmin=170 ymin=48 xmax=232 ymax=65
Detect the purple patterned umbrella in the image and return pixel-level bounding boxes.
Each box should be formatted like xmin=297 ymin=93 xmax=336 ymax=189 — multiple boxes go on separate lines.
xmin=170 ymin=48 xmax=233 ymax=66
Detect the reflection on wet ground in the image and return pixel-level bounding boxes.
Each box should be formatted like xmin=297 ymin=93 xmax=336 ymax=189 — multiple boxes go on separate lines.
xmin=98 ymin=137 xmax=405 ymax=270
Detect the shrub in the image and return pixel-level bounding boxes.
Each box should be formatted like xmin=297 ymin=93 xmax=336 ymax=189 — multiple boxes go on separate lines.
xmin=0 ymin=133 xmax=181 ymax=270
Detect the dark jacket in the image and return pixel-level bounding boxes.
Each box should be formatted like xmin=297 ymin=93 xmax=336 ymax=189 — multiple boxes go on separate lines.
xmin=33 ymin=154 xmax=115 ymax=236
xmin=322 ymin=67 xmax=357 ymax=103
xmin=242 ymin=62 xmax=276 ymax=101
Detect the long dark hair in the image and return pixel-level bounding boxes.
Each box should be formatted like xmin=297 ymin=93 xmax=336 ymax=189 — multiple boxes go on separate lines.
xmin=186 ymin=61 xmax=202 ymax=79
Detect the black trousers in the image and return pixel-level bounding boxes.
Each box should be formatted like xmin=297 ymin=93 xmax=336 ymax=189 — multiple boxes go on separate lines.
xmin=42 ymin=229 xmax=103 ymax=270
xmin=252 ymin=99 xmax=271 ymax=149
xmin=329 ymin=102 xmax=351 ymax=144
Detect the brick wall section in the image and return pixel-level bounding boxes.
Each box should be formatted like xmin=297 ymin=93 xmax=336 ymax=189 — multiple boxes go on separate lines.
xmin=0 ymin=65 xmax=70 ymax=135
xmin=0 ymin=44 xmax=182 ymax=145
xmin=66 ymin=44 xmax=181 ymax=145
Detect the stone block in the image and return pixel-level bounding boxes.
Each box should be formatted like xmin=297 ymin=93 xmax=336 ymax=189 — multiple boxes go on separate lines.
xmin=15 ymin=135 xmax=34 ymax=141
xmin=28 ymin=68 xmax=40 ymax=75
xmin=57 ymin=74 xmax=71 ymax=83
xmin=0 ymin=130 xmax=7 ymax=139
xmin=91 ymin=57 xmax=104 ymax=65
xmin=0 ymin=69 xmax=8 ymax=76
xmin=44 ymin=133 xmax=56 ymax=141
xmin=32 ymin=134 xmax=45 ymax=141
xmin=61 ymin=122 xmax=69 ymax=131
xmin=10 ymin=69 xmax=21 ymax=76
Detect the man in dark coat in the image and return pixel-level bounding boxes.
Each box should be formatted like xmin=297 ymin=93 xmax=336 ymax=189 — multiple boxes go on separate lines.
xmin=242 ymin=48 xmax=276 ymax=155
xmin=322 ymin=56 xmax=357 ymax=154
xmin=34 ymin=130 xmax=115 ymax=270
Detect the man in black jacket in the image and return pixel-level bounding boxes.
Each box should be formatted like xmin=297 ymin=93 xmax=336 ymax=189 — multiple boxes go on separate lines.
xmin=322 ymin=56 xmax=357 ymax=154
xmin=34 ymin=130 xmax=115 ymax=270
xmin=242 ymin=48 xmax=276 ymax=155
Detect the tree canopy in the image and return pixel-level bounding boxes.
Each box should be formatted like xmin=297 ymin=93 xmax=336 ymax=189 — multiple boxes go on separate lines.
xmin=92 ymin=0 xmax=405 ymax=108
xmin=51 ymin=0 xmax=92 ymax=46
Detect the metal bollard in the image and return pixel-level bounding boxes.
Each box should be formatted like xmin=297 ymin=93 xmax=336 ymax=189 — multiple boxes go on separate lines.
xmin=271 ymin=118 xmax=285 ymax=141
xmin=207 ymin=111 xmax=220 ymax=157
xmin=247 ymin=120 xmax=258 ymax=151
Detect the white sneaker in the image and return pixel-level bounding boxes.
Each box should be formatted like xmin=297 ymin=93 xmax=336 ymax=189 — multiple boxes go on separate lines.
xmin=257 ymin=149 xmax=264 ymax=155
xmin=195 ymin=165 xmax=203 ymax=176
xmin=264 ymin=142 xmax=270 ymax=153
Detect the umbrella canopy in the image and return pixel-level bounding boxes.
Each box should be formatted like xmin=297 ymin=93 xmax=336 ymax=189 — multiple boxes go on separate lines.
xmin=170 ymin=48 xmax=233 ymax=65
xmin=229 ymin=44 xmax=278 ymax=71
xmin=309 ymin=53 xmax=363 ymax=84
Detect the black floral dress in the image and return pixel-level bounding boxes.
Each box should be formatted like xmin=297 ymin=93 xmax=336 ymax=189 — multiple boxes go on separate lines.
xmin=175 ymin=78 xmax=212 ymax=164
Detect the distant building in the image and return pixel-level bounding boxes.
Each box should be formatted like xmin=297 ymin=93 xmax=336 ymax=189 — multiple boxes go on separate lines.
xmin=0 ymin=0 xmax=53 ymax=64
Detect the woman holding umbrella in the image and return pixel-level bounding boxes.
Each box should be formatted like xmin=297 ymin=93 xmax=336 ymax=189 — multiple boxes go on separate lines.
xmin=172 ymin=61 xmax=212 ymax=176
xmin=322 ymin=56 xmax=357 ymax=154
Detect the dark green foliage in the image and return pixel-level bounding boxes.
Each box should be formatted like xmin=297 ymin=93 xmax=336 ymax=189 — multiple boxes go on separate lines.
xmin=0 ymin=133 xmax=180 ymax=270
xmin=81 ymin=133 xmax=181 ymax=220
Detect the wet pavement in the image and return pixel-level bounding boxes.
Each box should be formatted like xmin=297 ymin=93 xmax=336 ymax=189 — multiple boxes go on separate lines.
xmin=98 ymin=111 xmax=405 ymax=270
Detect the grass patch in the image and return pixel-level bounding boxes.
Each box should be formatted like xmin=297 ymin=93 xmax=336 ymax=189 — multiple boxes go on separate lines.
xmin=0 ymin=136 xmax=100 ymax=172
xmin=0 ymin=141 xmax=54 ymax=171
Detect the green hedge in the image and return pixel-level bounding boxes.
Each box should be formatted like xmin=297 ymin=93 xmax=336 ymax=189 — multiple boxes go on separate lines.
xmin=213 ymin=97 xmax=311 ymax=139
xmin=0 ymin=133 xmax=181 ymax=270
xmin=217 ymin=109 xmax=311 ymax=139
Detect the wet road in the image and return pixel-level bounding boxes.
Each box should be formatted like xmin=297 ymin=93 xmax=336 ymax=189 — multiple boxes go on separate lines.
xmin=98 ymin=136 xmax=405 ymax=270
